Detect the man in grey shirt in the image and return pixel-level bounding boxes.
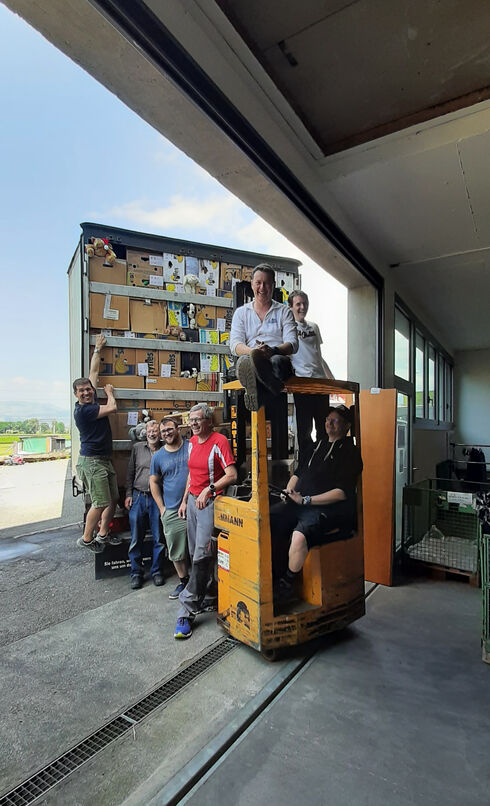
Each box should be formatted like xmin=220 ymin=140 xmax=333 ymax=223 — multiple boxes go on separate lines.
xmin=230 ymin=264 xmax=298 ymax=411
xmin=125 ymin=420 xmax=165 ymax=590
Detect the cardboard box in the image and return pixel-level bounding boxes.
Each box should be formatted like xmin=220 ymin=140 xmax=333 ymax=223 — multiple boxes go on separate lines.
xmin=112 ymin=398 xmax=145 ymax=412
xmin=90 ymin=293 xmax=130 ymax=331
xmin=220 ymin=263 xmax=241 ymax=290
xmin=145 ymin=377 xmax=197 ymax=391
xmin=111 ymin=452 xmax=130 ymax=488
xmin=195 ymin=305 xmax=217 ymax=329
xmin=241 ymin=267 xmax=254 ymax=283
xmin=127 ymin=267 xmax=164 ymax=289
xmin=159 ymin=350 xmax=181 ymax=376
xmin=99 ymin=375 xmax=145 ymax=389
xmin=163 ymin=253 xmax=186 ymax=283
xmin=129 ymin=300 xmax=166 ymax=335
xmin=198 ymin=259 xmax=219 ymax=292
xmin=135 ymin=348 xmax=159 ymax=377
xmin=89 ymin=257 xmax=127 ymax=286
xmin=126 ymin=249 xmax=163 ymax=272
xmin=109 ymin=411 xmax=141 ymax=440
xmin=91 ymin=347 xmax=137 ymax=376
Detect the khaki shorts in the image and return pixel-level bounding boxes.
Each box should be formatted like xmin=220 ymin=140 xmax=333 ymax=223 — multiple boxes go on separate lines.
xmin=77 ymin=455 xmax=119 ymax=509
xmin=161 ymin=509 xmax=188 ymax=562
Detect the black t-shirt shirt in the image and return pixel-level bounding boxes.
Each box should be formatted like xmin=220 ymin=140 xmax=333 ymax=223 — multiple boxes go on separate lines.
xmin=74 ymin=392 xmax=112 ymax=457
xmin=296 ymin=436 xmax=362 ymax=499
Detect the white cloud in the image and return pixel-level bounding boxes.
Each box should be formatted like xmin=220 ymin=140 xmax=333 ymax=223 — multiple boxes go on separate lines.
xmin=104 ymin=194 xmax=249 ymax=236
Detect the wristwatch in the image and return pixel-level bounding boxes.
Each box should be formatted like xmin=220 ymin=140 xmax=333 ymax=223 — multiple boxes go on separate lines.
xmin=302 ymin=495 xmax=311 ymax=506
xmin=209 ymin=484 xmax=216 ymax=498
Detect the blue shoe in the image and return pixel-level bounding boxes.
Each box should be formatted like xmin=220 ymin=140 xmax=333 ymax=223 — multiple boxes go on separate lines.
xmin=174 ymin=617 xmax=193 ymax=639
xmin=169 ymin=580 xmax=187 ymax=600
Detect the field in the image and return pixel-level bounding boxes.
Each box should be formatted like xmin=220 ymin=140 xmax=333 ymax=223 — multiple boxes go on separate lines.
xmin=0 ymin=434 xmax=70 ymax=456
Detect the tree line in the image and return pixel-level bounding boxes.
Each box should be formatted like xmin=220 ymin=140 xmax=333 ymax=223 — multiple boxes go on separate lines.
xmin=0 ymin=420 xmax=68 ymax=435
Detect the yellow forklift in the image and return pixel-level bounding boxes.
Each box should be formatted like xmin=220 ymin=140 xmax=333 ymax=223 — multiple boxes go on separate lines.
xmin=215 ymin=376 xmax=365 ymax=658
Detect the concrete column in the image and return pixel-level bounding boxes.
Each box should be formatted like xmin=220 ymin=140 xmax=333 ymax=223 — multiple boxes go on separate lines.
xmin=347 ymin=285 xmax=378 ymax=389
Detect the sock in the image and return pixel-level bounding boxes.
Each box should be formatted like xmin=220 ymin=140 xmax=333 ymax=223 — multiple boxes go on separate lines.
xmin=285 ymin=568 xmax=300 ymax=582
xmin=180 ymin=575 xmax=189 ymax=585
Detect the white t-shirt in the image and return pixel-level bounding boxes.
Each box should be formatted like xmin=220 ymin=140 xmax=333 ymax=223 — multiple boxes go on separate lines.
xmin=291 ymin=319 xmax=326 ymax=378
xmin=229 ymin=300 xmax=298 ymax=356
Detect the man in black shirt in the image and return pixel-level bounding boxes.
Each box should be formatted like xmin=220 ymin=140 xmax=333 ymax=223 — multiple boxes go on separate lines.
xmin=73 ymin=334 xmax=120 ymax=553
xmin=270 ymin=404 xmax=362 ymax=601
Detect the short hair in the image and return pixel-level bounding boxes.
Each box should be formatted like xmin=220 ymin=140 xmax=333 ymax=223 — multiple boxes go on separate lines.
xmin=160 ymin=417 xmax=180 ymax=428
xmin=252 ymin=263 xmax=275 ymax=284
xmin=146 ymin=419 xmax=158 ymax=428
xmin=73 ymin=377 xmax=94 ymax=393
xmin=288 ymin=290 xmax=308 ymax=308
xmin=190 ymin=403 xmax=213 ymax=420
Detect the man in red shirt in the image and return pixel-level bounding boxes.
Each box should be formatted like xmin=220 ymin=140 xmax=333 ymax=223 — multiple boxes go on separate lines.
xmin=175 ymin=404 xmax=237 ymax=639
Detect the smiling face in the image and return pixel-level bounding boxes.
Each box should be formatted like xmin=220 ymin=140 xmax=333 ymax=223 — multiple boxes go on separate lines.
xmin=160 ymin=420 xmax=180 ymax=447
xmin=74 ymin=381 xmax=95 ymax=406
xmin=325 ymin=411 xmax=351 ymax=442
xmin=290 ymin=294 xmax=308 ymax=323
xmin=146 ymin=421 xmax=160 ymax=447
xmin=189 ymin=409 xmax=213 ymax=440
xmin=251 ymin=270 xmax=274 ymax=307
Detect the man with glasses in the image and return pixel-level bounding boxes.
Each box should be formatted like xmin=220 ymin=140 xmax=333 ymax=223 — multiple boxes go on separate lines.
xmin=174 ymin=404 xmax=237 ymax=639
xmin=125 ymin=420 xmax=165 ymax=590
xmin=149 ymin=418 xmax=190 ymax=601
xmin=270 ymin=404 xmax=363 ymax=603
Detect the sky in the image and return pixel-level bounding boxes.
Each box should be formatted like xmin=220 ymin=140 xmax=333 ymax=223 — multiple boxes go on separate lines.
xmin=0 ymin=4 xmax=347 ymax=419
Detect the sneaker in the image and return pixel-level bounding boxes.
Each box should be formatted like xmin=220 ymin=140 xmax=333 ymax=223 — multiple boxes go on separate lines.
xmin=152 ymin=572 xmax=165 ymax=587
xmin=174 ymin=617 xmax=193 ymax=639
xmin=236 ymin=355 xmax=259 ymax=411
xmin=76 ymin=536 xmax=105 ymax=554
xmin=250 ymin=349 xmax=284 ymax=395
xmin=169 ymin=580 xmax=187 ymax=600
xmin=131 ymin=576 xmax=144 ymax=590
xmin=95 ymin=531 xmax=122 ymax=546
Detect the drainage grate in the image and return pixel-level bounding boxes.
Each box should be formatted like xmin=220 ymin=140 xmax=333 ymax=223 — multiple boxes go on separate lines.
xmin=0 ymin=638 xmax=237 ymax=806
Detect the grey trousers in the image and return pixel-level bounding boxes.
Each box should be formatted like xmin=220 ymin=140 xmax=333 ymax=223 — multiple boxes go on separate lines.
xmin=177 ymin=494 xmax=217 ymax=619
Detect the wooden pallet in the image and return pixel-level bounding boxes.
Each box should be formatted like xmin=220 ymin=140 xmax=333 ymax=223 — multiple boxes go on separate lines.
xmin=414 ymin=560 xmax=480 ymax=588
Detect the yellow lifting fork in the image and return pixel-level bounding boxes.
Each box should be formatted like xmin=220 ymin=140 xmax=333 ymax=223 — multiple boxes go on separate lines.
xmin=214 ymin=377 xmax=365 ymax=657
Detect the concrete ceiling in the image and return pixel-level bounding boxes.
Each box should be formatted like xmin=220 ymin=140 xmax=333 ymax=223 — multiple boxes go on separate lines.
xmin=216 ymin=0 xmax=490 ymax=352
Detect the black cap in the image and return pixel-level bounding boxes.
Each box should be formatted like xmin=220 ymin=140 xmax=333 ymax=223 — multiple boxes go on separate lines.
xmin=326 ymin=404 xmax=354 ymax=425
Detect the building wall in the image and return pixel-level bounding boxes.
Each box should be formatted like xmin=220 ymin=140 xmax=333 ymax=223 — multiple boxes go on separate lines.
xmin=454 ymin=348 xmax=490 ymax=447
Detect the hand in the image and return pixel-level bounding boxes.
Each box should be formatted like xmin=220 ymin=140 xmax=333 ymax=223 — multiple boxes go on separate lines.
xmin=255 ymin=342 xmax=274 ymax=358
xmin=159 ymin=506 xmax=166 ymax=517
xmin=196 ymin=488 xmax=210 ymax=509
xmin=95 ymin=333 xmax=107 ymax=350
xmin=178 ymin=501 xmax=187 ymax=519
xmin=124 ymin=496 xmax=132 ymax=510
xmin=285 ymin=481 xmax=296 ymax=496
xmin=288 ymin=490 xmax=302 ymax=505
xmin=104 ymin=383 xmax=114 ymax=396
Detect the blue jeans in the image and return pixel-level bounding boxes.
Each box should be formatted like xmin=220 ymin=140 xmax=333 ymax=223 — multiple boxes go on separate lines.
xmin=128 ymin=491 xmax=164 ymax=578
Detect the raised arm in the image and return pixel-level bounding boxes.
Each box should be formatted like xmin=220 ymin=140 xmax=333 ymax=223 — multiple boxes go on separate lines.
xmin=88 ymin=333 xmax=106 ymax=389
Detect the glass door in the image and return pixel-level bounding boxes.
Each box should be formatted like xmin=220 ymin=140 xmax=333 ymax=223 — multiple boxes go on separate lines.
xmin=395 ymin=392 xmax=410 ymax=554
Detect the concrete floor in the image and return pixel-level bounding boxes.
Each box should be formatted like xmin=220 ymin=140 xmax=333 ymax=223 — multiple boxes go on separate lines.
xmin=1 ymin=518 xmax=489 ymax=805
xmin=180 ymin=581 xmax=490 ymax=806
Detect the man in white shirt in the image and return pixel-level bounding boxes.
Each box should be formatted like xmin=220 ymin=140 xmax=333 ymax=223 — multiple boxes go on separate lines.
xmin=230 ymin=264 xmax=298 ymax=411
xmin=289 ymin=290 xmax=334 ymax=458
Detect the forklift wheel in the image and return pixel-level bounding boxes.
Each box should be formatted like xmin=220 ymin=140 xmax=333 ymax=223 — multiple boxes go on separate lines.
xmin=261 ymin=647 xmax=282 ymax=662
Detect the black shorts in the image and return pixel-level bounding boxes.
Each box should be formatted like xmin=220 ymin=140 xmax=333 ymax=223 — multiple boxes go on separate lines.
xmin=270 ymin=499 xmax=355 ymax=550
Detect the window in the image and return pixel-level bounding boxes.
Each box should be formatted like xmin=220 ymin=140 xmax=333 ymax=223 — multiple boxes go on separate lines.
xmin=394 ymin=308 xmax=410 ymax=381
xmin=428 ymin=345 xmax=436 ymax=420
xmin=415 ymin=332 xmax=424 ymax=418
xmin=394 ymin=298 xmax=453 ymax=426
